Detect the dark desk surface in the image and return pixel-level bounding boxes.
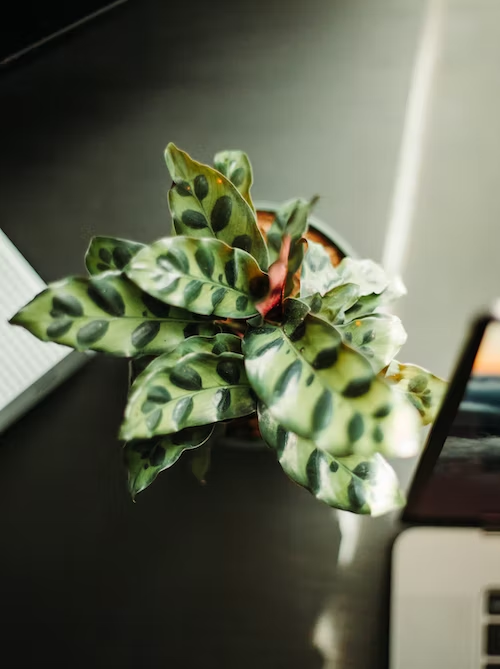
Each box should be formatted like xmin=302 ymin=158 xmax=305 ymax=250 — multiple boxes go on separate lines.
xmin=0 ymin=1 xmax=423 ymax=666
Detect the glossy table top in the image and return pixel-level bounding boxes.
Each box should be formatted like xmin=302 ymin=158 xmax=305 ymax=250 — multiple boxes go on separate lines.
xmin=1 ymin=0 xmax=498 ymax=666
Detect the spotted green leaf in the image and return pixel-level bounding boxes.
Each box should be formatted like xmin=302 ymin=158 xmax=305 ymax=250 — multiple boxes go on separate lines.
xmin=85 ymin=236 xmax=145 ymax=275
xmin=334 ymin=257 xmax=390 ymax=296
xmin=343 ymin=278 xmax=407 ymax=323
xmin=342 ymin=292 xmax=386 ymax=321
xmin=258 ymin=404 xmax=404 ymax=515
xmin=266 ymin=198 xmax=317 ymax=296
xmin=130 ymin=333 xmax=242 ymax=385
xmin=213 ymin=150 xmax=255 ymax=212
xmin=243 ymin=299 xmax=420 ymax=457
xmin=190 ymin=443 xmax=212 ymax=484
xmin=336 ymin=314 xmax=407 ymax=373
xmin=125 ymin=235 xmax=269 ymax=319
xmin=300 ymin=240 xmax=339 ymax=298
xmin=120 ymin=351 xmax=256 ymax=441
xmin=385 ymin=360 xmax=447 ymax=425
xmin=128 ymin=333 xmax=242 ymax=387
xmin=165 ymin=143 xmax=268 ymax=269
xmin=303 ymin=283 xmax=360 ymax=324
xmin=266 ymin=198 xmax=311 ymax=262
xmin=124 ymin=425 xmax=214 ymax=498
xmin=10 ymin=271 xmax=219 ymax=357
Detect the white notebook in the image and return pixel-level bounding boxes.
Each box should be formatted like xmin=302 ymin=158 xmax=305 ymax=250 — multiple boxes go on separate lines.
xmin=0 ymin=229 xmax=89 ymax=433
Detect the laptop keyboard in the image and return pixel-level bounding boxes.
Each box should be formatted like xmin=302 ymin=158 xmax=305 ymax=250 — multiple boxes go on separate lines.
xmin=484 ymin=592 xmax=500 ymax=666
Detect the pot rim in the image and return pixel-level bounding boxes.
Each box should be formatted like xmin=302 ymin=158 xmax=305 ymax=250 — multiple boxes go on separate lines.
xmin=254 ymin=200 xmax=358 ymax=259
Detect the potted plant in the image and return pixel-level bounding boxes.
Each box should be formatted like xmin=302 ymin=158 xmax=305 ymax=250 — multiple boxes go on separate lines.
xmin=10 ymin=143 xmax=446 ymax=515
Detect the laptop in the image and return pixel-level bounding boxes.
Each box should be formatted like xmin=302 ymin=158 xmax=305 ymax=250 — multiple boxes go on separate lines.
xmin=390 ymin=307 xmax=500 ymax=668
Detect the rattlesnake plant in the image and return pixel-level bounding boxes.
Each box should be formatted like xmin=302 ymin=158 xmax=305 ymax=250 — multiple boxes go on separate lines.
xmin=10 ymin=144 xmax=446 ymax=515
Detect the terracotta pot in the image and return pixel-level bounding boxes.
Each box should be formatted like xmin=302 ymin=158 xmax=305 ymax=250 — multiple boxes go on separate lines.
xmin=220 ymin=203 xmax=356 ymax=449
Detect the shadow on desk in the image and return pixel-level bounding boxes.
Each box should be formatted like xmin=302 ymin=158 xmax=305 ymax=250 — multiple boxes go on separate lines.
xmin=0 ymin=357 xmax=359 ymax=668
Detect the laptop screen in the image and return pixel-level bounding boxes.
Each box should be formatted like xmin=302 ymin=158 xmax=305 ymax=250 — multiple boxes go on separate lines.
xmin=406 ymin=318 xmax=500 ymax=523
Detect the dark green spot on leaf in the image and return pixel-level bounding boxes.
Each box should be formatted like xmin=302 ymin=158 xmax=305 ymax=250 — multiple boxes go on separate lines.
xmin=175 ymin=181 xmax=193 ymax=197
xmin=147 ymin=385 xmax=171 ymax=404
xmin=194 ymin=174 xmax=209 ymax=201
xmin=194 ymin=245 xmax=215 ymax=279
xmin=253 ymin=337 xmax=283 ymax=358
xmin=348 ymin=413 xmax=364 ymax=442
xmin=131 ymin=321 xmax=161 ymax=349
xmin=232 ymin=234 xmax=252 ymax=253
xmin=249 ymin=275 xmax=270 ymax=300
xmin=98 ymin=247 xmax=112 ymax=263
xmin=235 ymin=295 xmax=249 ymax=312
xmin=51 ymin=294 xmax=84 ymax=318
xmin=288 ymin=321 xmax=306 ymax=343
xmin=173 ymin=396 xmax=194 ymax=426
xmin=184 ymin=279 xmax=203 ymax=304
xmin=312 ymin=346 xmax=339 ymax=370
xmin=146 ymin=409 xmax=162 ymax=432
xmin=224 ymin=258 xmax=237 ymax=287
xmin=211 ymin=287 xmax=226 ymax=309
xmin=141 ymin=293 xmax=170 ymax=318
xmin=182 ymin=210 xmax=208 ymax=230
xmin=273 ymin=360 xmax=302 ymax=398
xmin=215 ymin=388 xmax=231 ymax=416
xmin=76 ymin=320 xmax=109 ymax=346
xmin=306 ymin=450 xmax=322 ymax=495
xmin=352 ymin=461 xmax=374 ymax=481
xmin=157 ymin=248 xmax=190 ymax=274
xmin=230 ymin=167 xmax=244 ymax=187
xmin=112 ymin=245 xmax=135 ymax=269
xmin=408 ymin=374 xmax=428 ymax=394
xmin=169 ymin=364 xmax=202 ymax=391
xmin=343 ymin=377 xmax=372 ymax=398
xmin=47 ymin=318 xmax=73 ymax=338
xmin=347 ymin=478 xmax=366 ymax=511
xmin=309 ymin=294 xmax=322 ymax=314
xmin=211 ymin=195 xmax=232 ymax=233
xmin=216 ymin=359 xmax=241 ymax=385
xmin=312 ymin=390 xmax=332 ymax=433
xmin=373 ymin=403 xmax=391 ymax=419
xmin=88 ymin=280 xmax=126 ymax=317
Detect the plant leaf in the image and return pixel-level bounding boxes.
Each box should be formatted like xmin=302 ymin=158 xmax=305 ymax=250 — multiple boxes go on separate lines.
xmin=213 ymin=150 xmax=255 ymax=212
xmin=124 ymin=425 xmax=214 ymax=498
xmin=303 ymin=283 xmax=360 ymax=324
xmin=165 ymin=143 xmax=268 ymax=269
xmin=258 ymin=404 xmax=405 ymax=516
xmin=300 ymin=240 xmax=339 ymax=298
xmin=10 ymin=271 xmax=219 ymax=356
xmin=267 ymin=198 xmax=311 ymax=262
xmin=385 ymin=360 xmax=447 ymax=425
xmin=343 ymin=279 xmax=407 ymax=322
xmin=125 ymin=236 xmax=269 ymax=319
xmin=334 ymin=257 xmax=389 ymax=297
xmin=342 ymin=291 xmax=386 ymax=321
xmin=256 ymin=235 xmax=291 ymax=319
xmin=266 ymin=198 xmax=316 ymax=297
xmin=335 ymin=313 xmax=407 ymax=373
xmin=300 ymin=248 xmax=401 ymax=304
xmin=243 ymin=299 xmax=420 ymax=457
xmin=128 ymin=333 xmax=242 ymax=386
xmin=131 ymin=333 xmax=242 ymax=384
xmin=85 ymin=236 xmax=145 ymax=275
xmin=190 ymin=443 xmax=212 ymax=484
xmin=120 ymin=351 xmax=256 ymax=440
